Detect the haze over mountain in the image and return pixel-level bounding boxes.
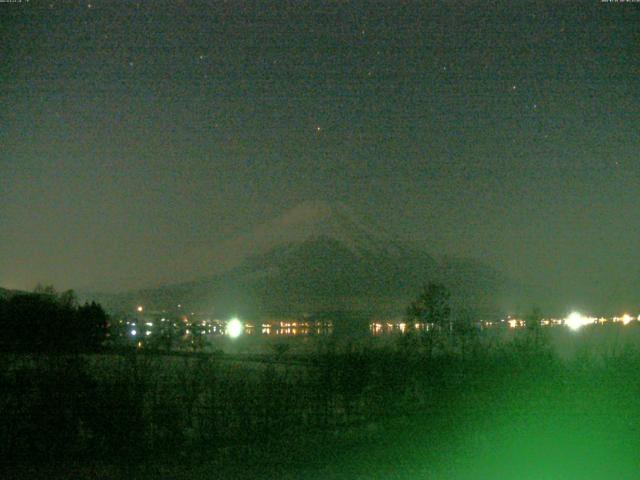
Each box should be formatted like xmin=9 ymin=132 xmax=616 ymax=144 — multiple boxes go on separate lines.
xmin=86 ymin=201 xmax=524 ymax=320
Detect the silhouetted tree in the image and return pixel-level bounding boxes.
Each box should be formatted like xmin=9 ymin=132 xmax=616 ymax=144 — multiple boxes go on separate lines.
xmin=76 ymin=301 xmax=109 ymax=351
xmin=524 ymin=306 xmax=547 ymax=351
xmin=33 ymin=283 xmax=57 ymax=297
xmin=406 ymin=283 xmax=452 ymax=355
xmin=58 ymin=289 xmax=78 ymax=308
xmin=407 ymin=283 xmax=452 ymax=331
xmin=525 ymin=306 xmax=542 ymax=332
xmin=0 ymin=289 xmax=108 ymax=353
xmin=453 ymin=306 xmax=479 ymax=359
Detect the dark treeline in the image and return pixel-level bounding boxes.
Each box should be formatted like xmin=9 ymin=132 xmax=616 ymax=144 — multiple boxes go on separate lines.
xmin=0 ymin=286 xmax=108 ymax=353
xmin=1 ymin=285 xmax=640 ymax=477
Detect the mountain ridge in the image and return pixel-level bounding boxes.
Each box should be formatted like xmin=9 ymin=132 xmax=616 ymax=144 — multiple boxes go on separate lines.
xmin=83 ymin=201 xmax=518 ymax=320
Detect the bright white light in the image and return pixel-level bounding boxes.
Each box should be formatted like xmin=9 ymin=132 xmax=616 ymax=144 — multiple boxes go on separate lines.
xmin=565 ymin=312 xmax=591 ymax=331
xmin=622 ymin=314 xmax=633 ymax=325
xmin=131 ymin=329 xmax=137 ymax=336
xmin=145 ymin=331 xmax=151 ymax=336
xmin=227 ymin=318 xmax=243 ymax=338
xmin=136 ymin=306 xmax=143 ymax=313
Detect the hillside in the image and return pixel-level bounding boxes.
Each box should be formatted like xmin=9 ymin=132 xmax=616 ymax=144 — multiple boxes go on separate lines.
xmin=88 ymin=202 xmax=516 ymax=320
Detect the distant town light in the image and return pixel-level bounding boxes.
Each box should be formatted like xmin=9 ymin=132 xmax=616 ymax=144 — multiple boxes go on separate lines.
xmin=131 ymin=329 xmax=137 ymax=336
xmin=565 ymin=312 xmax=591 ymax=331
xmin=136 ymin=306 xmax=143 ymax=313
xmin=227 ymin=318 xmax=243 ymax=338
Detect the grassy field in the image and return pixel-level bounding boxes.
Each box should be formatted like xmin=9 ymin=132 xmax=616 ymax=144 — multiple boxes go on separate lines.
xmin=2 ymin=324 xmax=640 ymax=479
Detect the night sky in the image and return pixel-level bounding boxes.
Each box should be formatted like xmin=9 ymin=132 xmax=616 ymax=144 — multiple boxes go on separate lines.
xmin=2 ymin=1 xmax=639 ymax=314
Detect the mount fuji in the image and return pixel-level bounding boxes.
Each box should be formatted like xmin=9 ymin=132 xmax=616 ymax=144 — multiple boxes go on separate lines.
xmin=92 ymin=201 xmax=515 ymax=320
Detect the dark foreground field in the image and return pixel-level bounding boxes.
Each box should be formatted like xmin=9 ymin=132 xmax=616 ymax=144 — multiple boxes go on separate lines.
xmin=2 ymin=326 xmax=640 ymax=479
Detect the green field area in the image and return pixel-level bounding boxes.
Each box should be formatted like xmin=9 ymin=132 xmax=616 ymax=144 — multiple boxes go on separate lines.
xmin=2 ymin=324 xmax=640 ymax=479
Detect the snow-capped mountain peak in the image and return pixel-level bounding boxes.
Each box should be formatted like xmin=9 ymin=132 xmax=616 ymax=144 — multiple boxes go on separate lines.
xmin=244 ymin=200 xmax=409 ymax=258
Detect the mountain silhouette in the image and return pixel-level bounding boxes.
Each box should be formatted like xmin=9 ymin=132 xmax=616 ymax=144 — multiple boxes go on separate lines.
xmin=89 ymin=201 xmax=513 ymax=320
